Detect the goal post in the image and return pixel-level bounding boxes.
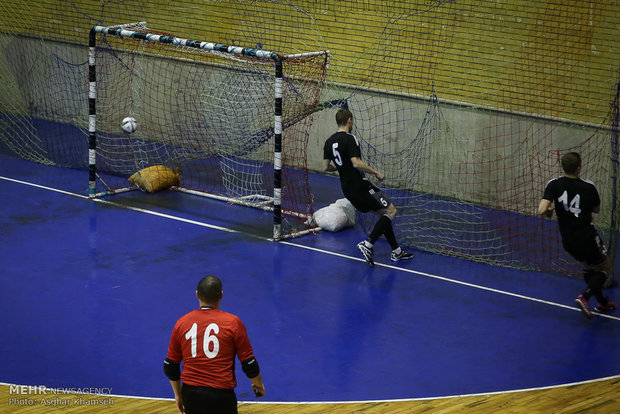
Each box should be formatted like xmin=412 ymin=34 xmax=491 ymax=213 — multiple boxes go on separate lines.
xmin=87 ymin=23 xmax=329 ymax=240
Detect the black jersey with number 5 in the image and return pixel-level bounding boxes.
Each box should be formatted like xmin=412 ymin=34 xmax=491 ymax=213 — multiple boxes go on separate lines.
xmin=323 ymin=131 xmax=367 ymax=192
xmin=543 ymin=176 xmax=600 ymax=238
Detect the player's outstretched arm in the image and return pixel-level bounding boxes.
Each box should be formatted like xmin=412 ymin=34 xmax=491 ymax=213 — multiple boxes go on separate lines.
xmin=351 ymin=157 xmax=384 ymax=181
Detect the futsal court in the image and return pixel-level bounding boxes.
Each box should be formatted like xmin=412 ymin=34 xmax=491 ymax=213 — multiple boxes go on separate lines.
xmin=1 ymin=148 xmax=619 ymax=413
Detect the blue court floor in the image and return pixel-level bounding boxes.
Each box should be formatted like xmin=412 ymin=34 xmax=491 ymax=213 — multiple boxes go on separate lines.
xmin=0 ymin=151 xmax=619 ymax=403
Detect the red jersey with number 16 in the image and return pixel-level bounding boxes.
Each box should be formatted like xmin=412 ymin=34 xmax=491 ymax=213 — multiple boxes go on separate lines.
xmin=166 ymin=308 xmax=255 ymax=389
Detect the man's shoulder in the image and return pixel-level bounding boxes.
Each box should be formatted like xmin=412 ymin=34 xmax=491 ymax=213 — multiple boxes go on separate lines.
xmin=567 ymin=177 xmax=598 ymax=192
xmin=326 ymin=131 xmax=348 ymax=141
xmin=545 ymin=176 xmax=560 ymax=185
xmin=324 ymin=132 xmax=339 ymax=148
xmin=175 ymin=308 xmax=200 ymax=323
xmin=209 ymin=309 xmax=244 ymax=326
xmin=580 ymin=178 xmax=597 ymax=188
xmin=215 ymin=308 xmax=241 ymax=319
xmin=543 ymin=176 xmax=561 ymax=191
xmin=547 ymin=176 xmax=595 ymax=187
xmin=175 ymin=308 xmax=240 ymax=323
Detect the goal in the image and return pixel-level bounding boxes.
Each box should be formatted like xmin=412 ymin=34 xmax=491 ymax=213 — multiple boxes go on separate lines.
xmin=2 ymin=2 xmax=617 ymax=277
xmin=87 ymin=22 xmax=329 ymax=240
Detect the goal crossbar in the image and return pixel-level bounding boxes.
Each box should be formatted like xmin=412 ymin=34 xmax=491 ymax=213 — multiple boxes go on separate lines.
xmin=88 ymin=24 xmax=328 ymax=240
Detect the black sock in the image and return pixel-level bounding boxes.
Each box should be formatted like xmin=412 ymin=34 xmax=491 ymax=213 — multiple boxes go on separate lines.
xmin=583 ymin=271 xmax=607 ymax=302
xmin=583 ymin=272 xmax=593 ymax=299
xmin=590 ymin=271 xmax=608 ymax=303
xmin=383 ymin=220 xmax=399 ymax=250
xmin=368 ymin=215 xmax=392 ymax=244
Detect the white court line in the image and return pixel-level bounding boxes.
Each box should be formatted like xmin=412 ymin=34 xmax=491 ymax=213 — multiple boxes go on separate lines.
xmin=1 ymin=175 xmax=619 ymax=404
xmin=0 ymin=176 xmax=239 ymax=235
xmin=2 ymin=174 xmax=619 ymax=321
xmin=0 ymin=176 xmax=91 ymax=199
xmin=2 ymin=374 xmax=619 ymax=404
xmin=283 ymin=241 xmax=620 ymax=321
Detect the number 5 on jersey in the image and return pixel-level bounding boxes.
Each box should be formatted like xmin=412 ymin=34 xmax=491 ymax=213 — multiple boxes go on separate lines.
xmin=185 ymin=322 xmax=220 ymax=358
xmin=331 ymin=143 xmax=342 ymax=166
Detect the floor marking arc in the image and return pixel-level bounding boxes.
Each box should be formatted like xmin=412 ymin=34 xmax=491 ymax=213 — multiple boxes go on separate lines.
xmin=3 ymin=374 xmax=619 ymax=404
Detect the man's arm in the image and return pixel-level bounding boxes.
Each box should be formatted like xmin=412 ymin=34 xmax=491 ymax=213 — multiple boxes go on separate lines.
xmin=241 ymin=356 xmax=265 ymax=398
xmin=323 ymin=159 xmax=338 ymax=172
xmin=249 ymin=373 xmax=266 ymax=398
xmin=169 ymin=380 xmax=184 ymax=413
xmin=538 ymin=198 xmax=553 ymax=217
xmin=164 ymin=358 xmax=184 ymax=413
xmin=351 ymin=157 xmax=384 ymax=181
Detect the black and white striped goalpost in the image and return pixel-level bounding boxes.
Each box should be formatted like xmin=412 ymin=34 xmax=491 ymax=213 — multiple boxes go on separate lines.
xmin=87 ymin=28 xmax=97 ymax=199
xmin=273 ymin=57 xmax=284 ymax=240
xmin=88 ymin=24 xmax=327 ymax=240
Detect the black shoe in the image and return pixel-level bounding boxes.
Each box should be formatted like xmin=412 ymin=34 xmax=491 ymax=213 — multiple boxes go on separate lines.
xmin=391 ymin=250 xmax=413 ymax=262
xmin=357 ymin=242 xmax=374 ymax=266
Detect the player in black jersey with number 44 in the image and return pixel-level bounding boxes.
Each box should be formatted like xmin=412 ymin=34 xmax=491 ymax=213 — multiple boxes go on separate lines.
xmin=538 ymin=152 xmax=616 ymax=319
xmin=323 ymin=108 xmax=412 ymax=266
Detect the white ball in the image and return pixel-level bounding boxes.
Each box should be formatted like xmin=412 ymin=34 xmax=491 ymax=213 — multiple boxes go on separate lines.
xmin=121 ymin=116 xmax=137 ymax=134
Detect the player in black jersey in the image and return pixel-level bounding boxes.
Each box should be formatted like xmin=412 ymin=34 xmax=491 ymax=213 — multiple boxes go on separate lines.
xmin=538 ymin=152 xmax=616 ymax=319
xmin=323 ymin=108 xmax=412 ymax=266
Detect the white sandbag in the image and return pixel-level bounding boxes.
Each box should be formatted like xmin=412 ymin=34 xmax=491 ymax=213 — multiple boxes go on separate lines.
xmin=334 ymin=198 xmax=356 ymax=226
xmin=313 ymin=198 xmax=356 ymax=232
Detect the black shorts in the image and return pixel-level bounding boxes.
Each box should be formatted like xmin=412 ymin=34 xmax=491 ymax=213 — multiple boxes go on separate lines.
xmin=562 ymin=226 xmax=607 ymax=266
xmin=343 ymin=180 xmax=391 ymax=213
xmin=182 ymin=384 xmax=237 ymax=414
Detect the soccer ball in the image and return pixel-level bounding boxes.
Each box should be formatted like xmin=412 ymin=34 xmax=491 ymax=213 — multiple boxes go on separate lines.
xmin=121 ymin=117 xmax=137 ymax=134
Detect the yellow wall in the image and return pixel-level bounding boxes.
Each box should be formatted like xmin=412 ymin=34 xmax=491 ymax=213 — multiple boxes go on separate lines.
xmin=0 ymin=0 xmax=618 ymax=123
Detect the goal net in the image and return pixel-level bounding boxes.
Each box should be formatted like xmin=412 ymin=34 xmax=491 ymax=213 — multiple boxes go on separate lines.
xmin=0 ymin=1 xmax=618 ymax=277
xmin=88 ymin=22 xmax=329 ymax=240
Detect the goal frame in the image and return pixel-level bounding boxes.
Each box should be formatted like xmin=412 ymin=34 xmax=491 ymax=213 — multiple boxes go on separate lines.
xmin=88 ymin=23 xmax=328 ymax=240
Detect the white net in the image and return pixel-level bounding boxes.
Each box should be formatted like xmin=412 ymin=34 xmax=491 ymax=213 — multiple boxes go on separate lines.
xmin=91 ymin=24 xmax=328 ymax=237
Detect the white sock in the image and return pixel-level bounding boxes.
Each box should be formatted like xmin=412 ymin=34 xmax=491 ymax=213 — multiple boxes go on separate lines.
xmin=364 ymin=240 xmax=373 ymax=248
xmin=392 ymin=247 xmax=402 ymax=254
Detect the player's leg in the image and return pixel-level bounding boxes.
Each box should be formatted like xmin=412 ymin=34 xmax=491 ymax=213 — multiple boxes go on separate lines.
xmin=357 ymin=213 xmax=391 ymax=265
xmin=344 ymin=189 xmax=379 ymax=266
xmin=375 ymin=203 xmax=413 ymax=262
xmin=355 ymin=189 xmax=392 ymax=266
xmin=381 ymin=205 xmax=399 ymax=250
xmin=584 ymin=257 xmax=616 ymax=313
xmin=360 ymin=188 xmax=413 ymax=263
xmin=347 ymin=184 xmax=387 ymax=266
xmin=367 ymin=205 xmax=394 ymax=245
xmin=577 ymin=231 xmax=615 ymax=316
xmin=564 ymin=236 xmax=595 ymax=318
xmin=576 ymin=271 xmax=598 ymax=319
xmin=600 ymin=245 xmax=617 ymax=288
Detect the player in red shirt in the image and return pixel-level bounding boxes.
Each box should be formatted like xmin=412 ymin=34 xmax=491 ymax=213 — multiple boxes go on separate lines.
xmin=164 ymin=275 xmax=265 ymax=413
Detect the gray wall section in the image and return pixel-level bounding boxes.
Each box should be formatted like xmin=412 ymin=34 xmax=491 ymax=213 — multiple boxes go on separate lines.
xmin=307 ymin=84 xmax=603 ymax=211
xmin=0 ymin=35 xmax=613 ymax=228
